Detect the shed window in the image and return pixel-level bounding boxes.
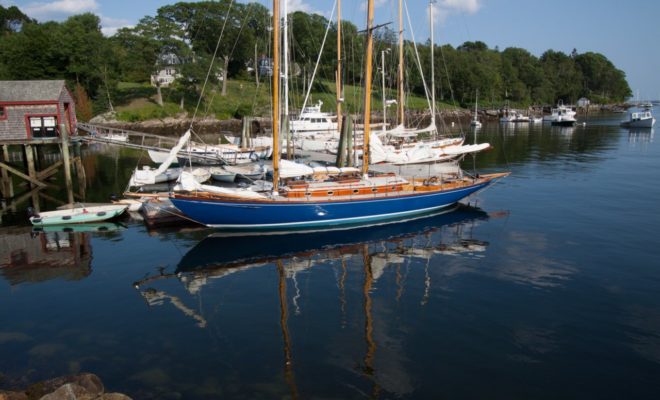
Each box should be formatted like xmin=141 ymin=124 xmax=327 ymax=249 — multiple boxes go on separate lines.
xmin=0 ymin=106 xmax=6 ymax=120
xmin=29 ymin=116 xmax=58 ymax=138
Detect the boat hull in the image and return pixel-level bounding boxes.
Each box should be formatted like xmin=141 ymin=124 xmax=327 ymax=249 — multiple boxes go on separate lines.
xmin=30 ymin=205 xmax=128 ymax=226
xmin=621 ymin=118 xmax=655 ymax=128
xmin=171 ymin=180 xmax=492 ymax=231
xmin=551 ymin=119 xmax=577 ymax=127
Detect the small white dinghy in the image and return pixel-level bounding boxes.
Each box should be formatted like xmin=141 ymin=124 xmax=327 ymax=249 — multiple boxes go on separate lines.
xmin=223 ymin=164 xmax=266 ymax=180
xmin=189 ymin=167 xmax=212 ymax=183
xmin=210 ymin=167 xmax=237 ymax=182
xmin=29 ymin=204 xmax=128 ymax=226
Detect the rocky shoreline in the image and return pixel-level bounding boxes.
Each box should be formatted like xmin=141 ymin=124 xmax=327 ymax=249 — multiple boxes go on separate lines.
xmin=88 ymin=103 xmax=627 ymax=138
xmin=0 ymin=373 xmax=131 ymax=400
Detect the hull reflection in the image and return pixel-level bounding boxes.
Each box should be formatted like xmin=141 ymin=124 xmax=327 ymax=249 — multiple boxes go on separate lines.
xmin=177 ymin=205 xmax=489 ymax=273
xmin=133 ymin=205 xmax=496 ymax=398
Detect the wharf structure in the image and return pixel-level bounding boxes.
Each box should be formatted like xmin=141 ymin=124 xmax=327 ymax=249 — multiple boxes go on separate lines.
xmin=0 ymin=80 xmax=85 ymax=219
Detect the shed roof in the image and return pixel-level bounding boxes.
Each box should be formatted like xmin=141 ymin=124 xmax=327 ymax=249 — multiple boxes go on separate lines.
xmin=0 ymin=80 xmax=67 ymax=102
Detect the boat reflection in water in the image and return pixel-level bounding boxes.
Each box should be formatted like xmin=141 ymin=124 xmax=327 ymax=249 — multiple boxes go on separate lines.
xmin=135 ymin=205 xmax=492 ymax=314
xmin=133 ymin=204 xmax=496 ymax=397
xmin=179 ymin=206 xmax=488 ymax=269
xmin=628 ymin=128 xmax=655 ymax=145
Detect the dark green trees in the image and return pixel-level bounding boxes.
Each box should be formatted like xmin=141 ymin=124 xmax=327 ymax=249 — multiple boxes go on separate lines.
xmin=0 ymin=2 xmax=632 ymax=111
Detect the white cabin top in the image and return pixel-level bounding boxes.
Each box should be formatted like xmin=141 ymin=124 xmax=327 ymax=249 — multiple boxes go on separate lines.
xmin=630 ymin=111 xmax=653 ymax=121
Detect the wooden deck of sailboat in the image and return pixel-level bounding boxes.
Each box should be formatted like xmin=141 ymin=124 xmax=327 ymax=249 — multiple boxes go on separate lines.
xmin=173 ymin=173 xmax=509 ymax=203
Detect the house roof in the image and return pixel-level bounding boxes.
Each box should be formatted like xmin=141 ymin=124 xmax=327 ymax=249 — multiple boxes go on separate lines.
xmin=0 ymin=80 xmax=67 ymax=102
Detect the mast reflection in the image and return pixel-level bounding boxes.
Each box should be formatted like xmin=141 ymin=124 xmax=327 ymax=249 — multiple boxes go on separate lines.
xmin=133 ymin=205 xmax=496 ymax=397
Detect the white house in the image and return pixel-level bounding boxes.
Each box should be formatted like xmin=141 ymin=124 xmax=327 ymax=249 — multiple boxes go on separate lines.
xmin=150 ymin=67 xmax=181 ymax=88
xmin=150 ymin=52 xmax=183 ymax=88
xmin=577 ymin=97 xmax=590 ymax=108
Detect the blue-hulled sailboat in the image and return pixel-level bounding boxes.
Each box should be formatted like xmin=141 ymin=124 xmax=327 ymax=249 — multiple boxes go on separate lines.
xmin=170 ymin=0 xmax=509 ymax=232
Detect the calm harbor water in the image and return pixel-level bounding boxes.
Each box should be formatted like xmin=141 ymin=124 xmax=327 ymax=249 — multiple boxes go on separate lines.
xmin=2 ymin=111 xmax=660 ymax=399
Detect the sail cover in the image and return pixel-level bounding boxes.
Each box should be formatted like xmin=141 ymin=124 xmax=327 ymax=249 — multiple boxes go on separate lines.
xmin=153 ymin=129 xmax=192 ymax=177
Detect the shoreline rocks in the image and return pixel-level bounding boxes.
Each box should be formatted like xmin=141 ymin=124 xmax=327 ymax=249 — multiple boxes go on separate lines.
xmin=86 ymin=103 xmax=628 ymax=138
xmin=0 ymin=373 xmax=131 ymax=400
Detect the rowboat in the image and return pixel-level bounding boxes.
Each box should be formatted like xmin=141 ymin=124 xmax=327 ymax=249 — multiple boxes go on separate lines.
xmin=209 ymin=167 xmax=237 ymax=182
xmin=29 ymin=204 xmax=128 ymax=226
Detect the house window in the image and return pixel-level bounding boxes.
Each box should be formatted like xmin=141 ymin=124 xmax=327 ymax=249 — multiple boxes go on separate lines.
xmin=0 ymin=106 xmax=6 ymax=120
xmin=29 ymin=116 xmax=58 ymax=138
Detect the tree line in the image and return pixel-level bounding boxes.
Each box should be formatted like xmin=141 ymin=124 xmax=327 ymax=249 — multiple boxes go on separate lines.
xmin=1 ymin=1 xmax=631 ymax=118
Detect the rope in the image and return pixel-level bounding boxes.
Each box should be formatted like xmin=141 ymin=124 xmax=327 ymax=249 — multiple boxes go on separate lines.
xmin=190 ymin=0 xmax=236 ymax=129
xmin=145 ymin=200 xmax=205 ymax=226
xmin=404 ymin=0 xmax=433 ymax=118
xmin=300 ymin=0 xmax=337 ymax=112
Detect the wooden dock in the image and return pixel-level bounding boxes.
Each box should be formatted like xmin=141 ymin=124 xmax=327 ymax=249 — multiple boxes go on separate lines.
xmin=76 ymin=123 xmax=228 ymax=164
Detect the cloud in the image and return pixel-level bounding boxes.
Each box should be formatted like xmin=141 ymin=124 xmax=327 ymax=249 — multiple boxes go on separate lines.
xmin=100 ymin=15 xmax=132 ymax=36
xmin=286 ymin=0 xmax=312 ymax=13
xmin=23 ymin=0 xmax=99 ymax=20
xmin=429 ymin=0 xmax=482 ymax=25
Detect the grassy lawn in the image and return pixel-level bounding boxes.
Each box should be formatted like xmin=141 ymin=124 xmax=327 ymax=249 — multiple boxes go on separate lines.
xmin=110 ymin=79 xmax=461 ymax=122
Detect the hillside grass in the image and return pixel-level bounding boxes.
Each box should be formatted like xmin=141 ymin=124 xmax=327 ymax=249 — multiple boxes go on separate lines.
xmin=110 ymin=79 xmax=463 ymax=122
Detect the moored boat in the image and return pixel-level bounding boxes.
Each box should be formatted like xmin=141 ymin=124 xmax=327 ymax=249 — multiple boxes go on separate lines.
xmin=551 ymin=114 xmax=577 ymax=126
xmin=29 ymin=204 xmax=128 ymax=226
xmin=171 ymin=172 xmax=508 ymax=231
xmin=169 ymin=0 xmax=509 ymax=233
xmin=209 ymin=167 xmax=237 ymax=182
xmin=223 ymin=164 xmax=266 ymax=180
xmin=620 ymin=110 xmax=655 ymax=128
xmin=544 ymin=101 xmax=577 ymax=123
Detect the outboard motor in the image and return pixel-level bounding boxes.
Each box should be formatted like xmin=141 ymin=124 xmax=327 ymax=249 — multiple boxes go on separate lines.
xmin=26 ymin=207 xmax=39 ymax=218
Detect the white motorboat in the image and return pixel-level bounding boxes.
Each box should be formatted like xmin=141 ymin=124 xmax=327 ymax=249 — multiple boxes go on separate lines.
xmin=290 ymin=101 xmax=338 ymax=133
xmin=543 ymin=101 xmax=577 ymax=123
xmin=621 ymin=111 xmax=656 ymax=128
xmin=551 ymin=115 xmax=577 ymax=126
xmin=500 ymin=110 xmax=530 ymax=123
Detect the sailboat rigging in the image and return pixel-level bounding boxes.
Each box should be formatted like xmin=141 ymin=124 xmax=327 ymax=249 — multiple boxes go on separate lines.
xmin=168 ymin=0 xmax=509 ymax=232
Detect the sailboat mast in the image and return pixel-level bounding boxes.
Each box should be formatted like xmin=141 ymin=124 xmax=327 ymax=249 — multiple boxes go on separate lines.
xmin=272 ymin=0 xmax=280 ymax=192
xmin=283 ymin=0 xmax=292 ymax=159
xmin=361 ymin=0 xmax=375 ymax=176
xmin=336 ymin=0 xmax=342 ymax=134
xmin=429 ymin=0 xmax=436 ymax=128
xmin=283 ymin=0 xmax=289 ymax=121
xmin=474 ymin=89 xmax=478 ymax=120
xmin=382 ymin=50 xmax=386 ymax=134
xmin=397 ymin=0 xmax=404 ymax=126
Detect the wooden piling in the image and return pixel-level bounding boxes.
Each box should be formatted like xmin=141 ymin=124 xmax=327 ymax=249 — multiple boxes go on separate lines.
xmin=23 ymin=144 xmax=37 ymax=189
xmin=1 ymin=145 xmax=13 ymax=198
xmin=59 ymin=123 xmax=74 ymax=205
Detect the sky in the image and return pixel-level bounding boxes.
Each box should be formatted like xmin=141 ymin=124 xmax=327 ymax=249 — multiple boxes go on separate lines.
xmin=2 ymin=0 xmax=659 ymax=100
